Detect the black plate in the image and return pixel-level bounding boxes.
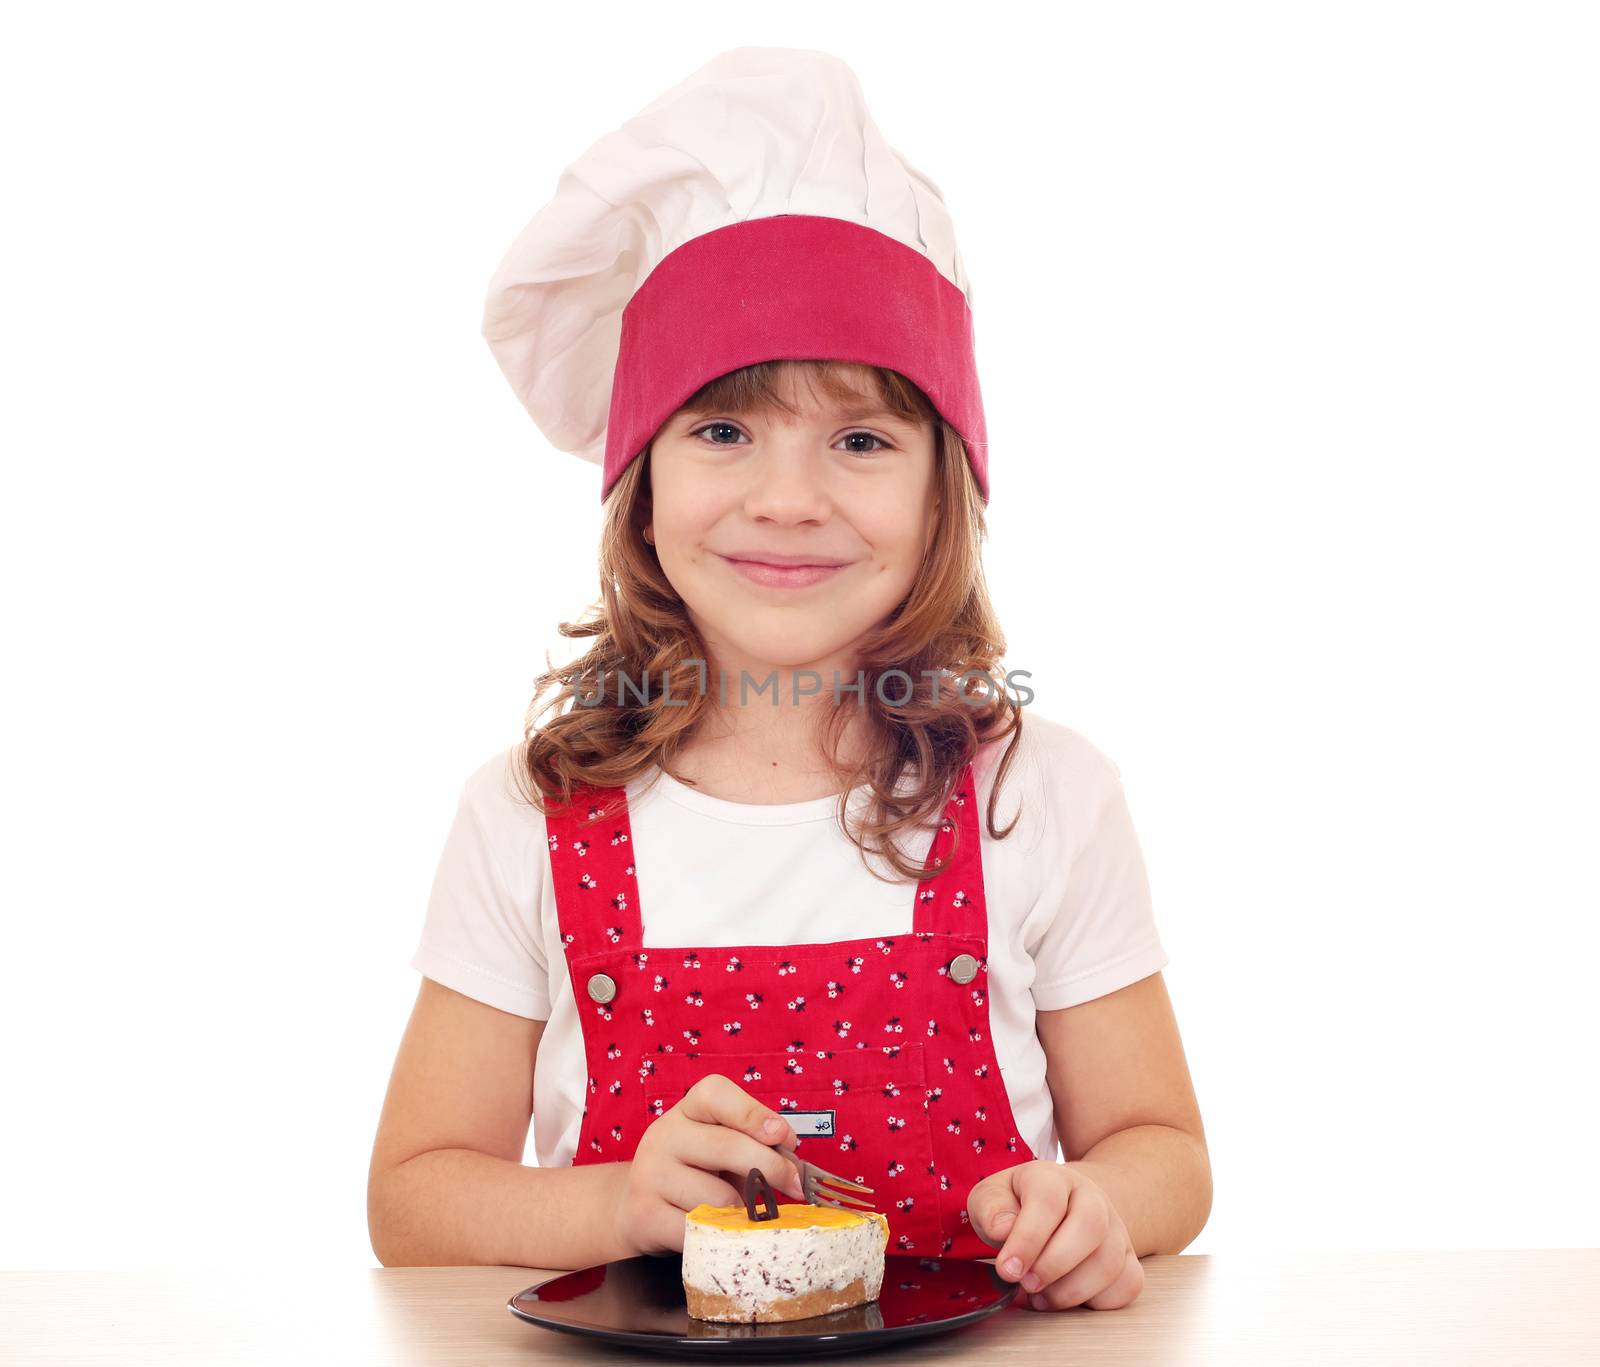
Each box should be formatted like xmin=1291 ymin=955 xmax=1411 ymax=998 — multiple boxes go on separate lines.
xmin=508 ymin=1253 xmax=1017 ymax=1357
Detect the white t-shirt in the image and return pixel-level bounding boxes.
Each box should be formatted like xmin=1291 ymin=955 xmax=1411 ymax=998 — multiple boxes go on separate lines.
xmin=410 ymin=712 xmax=1169 ymax=1168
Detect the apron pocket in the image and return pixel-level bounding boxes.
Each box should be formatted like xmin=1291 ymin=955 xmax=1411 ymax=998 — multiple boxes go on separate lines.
xmin=640 ymin=1041 xmax=943 ymax=1253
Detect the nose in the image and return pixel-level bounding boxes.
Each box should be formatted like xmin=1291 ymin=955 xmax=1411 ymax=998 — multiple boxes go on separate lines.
xmin=739 ymin=430 xmax=833 ymax=526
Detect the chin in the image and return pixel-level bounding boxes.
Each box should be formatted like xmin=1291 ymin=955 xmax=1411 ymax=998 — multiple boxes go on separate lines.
xmin=714 ymin=629 xmax=861 ymax=682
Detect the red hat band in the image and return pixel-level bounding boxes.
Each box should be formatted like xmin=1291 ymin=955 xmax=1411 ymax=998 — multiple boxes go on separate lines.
xmin=602 ymin=214 xmax=990 ymax=503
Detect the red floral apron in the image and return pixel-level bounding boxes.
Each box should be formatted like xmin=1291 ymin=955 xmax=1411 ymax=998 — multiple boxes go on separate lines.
xmin=544 ymin=760 xmax=1037 ymax=1259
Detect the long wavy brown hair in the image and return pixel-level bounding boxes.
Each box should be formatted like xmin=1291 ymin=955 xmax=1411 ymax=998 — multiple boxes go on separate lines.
xmin=513 ymin=359 xmax=1025 ymax=883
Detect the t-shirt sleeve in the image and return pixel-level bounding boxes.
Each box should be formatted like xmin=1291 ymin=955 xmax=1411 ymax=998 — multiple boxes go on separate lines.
xmin=1026 ymin=757 xmax=1170 ymax=1012
xmin=409 ymin=751 xmax=552 ymax=1020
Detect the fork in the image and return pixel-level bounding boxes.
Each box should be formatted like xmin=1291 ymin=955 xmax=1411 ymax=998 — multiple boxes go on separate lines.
xmin=775 ymin=1141 xmax=877 ymax=1213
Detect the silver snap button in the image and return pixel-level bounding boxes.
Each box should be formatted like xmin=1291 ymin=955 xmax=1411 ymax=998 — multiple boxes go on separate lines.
xmin=586 ymin=972 xmax=617 ymax=1005
xmin=948 ymin=953 xmax=979 ymax=985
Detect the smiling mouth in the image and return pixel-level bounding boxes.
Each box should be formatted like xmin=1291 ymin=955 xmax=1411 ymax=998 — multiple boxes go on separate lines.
xmin=718 ymin=555 xmax=850 ymax=589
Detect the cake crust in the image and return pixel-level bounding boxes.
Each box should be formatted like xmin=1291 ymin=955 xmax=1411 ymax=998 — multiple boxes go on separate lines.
xmin=685 ymin=1274 xmax=870 ymax=1323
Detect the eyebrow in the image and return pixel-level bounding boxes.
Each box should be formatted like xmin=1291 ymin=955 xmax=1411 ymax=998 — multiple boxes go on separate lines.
xmin=834 ymin=404 xmax=904 ymax=424
xmin=681 ymin=402 xmax=907 ymax=425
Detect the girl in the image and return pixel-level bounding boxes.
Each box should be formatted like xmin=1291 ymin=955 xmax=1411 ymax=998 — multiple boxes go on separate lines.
xmin=368 ymin=47 xmax=1210 ymax=1314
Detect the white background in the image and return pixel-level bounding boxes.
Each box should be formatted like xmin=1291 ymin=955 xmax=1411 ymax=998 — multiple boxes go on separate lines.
xmin=3 ymin=2 xmax=1596 ymax=1271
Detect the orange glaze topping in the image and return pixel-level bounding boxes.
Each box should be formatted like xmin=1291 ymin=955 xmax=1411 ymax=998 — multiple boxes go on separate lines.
xmin=685 ymin=1202 xmax=882 ymax=1232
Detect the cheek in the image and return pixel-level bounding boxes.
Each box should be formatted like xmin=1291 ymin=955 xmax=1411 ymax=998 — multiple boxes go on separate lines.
xmin=651 ymin=496 xmax=702 ymax=542
xmin=655 ymin=542 xmax=717 ymax=606
xmin=649 ymin=518 xmax=733 ymax=612
xmin=866 ymin=526 xmax=928 ymax=582
xmin=650 ymin=496 xmax=723 ymax=568
xmin=648 ymin=453 xmax=728 ymax=535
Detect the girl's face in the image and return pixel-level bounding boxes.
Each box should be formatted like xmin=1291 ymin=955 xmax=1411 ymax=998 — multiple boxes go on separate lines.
xmin=644 ymin=372 xmax=938 ymax=680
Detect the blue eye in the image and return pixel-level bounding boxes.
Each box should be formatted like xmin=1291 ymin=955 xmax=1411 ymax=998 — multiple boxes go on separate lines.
xmin=839 ymin=431 xmax=891 ymax=456
xmin=687 ymin=423 xmax=893 ymax=455
xmin=691 ymin=421 xmax=747 ymax=445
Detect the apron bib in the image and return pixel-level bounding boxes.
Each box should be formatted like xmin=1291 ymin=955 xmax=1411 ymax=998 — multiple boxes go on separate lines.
xmin=545 ymin=761 xmax=1037 ymax=1259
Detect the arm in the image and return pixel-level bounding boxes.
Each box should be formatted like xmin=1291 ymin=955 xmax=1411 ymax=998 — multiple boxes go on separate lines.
xmin=1037 ymin=970 xmax=1212 ymax=1256
xmin=367 ymin=977 xmax=633 ymax=1269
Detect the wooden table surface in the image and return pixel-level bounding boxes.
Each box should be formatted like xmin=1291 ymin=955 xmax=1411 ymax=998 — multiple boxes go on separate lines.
xmin=4 ymin=1250 xmax=1597 ymax=1364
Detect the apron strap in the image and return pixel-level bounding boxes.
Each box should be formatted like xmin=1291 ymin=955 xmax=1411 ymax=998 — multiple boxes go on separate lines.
xmin=911 ymin=759 xmax=988 ymax=940
xmin=545 ymin=783 xmax=642 ymax=958
xmin=546 ymin=758 xmax=987 ymax=955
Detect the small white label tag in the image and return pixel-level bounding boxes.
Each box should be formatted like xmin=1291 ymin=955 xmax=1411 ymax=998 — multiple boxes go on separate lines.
xmin=787 ymin=1109 xmax=836 ymax=1137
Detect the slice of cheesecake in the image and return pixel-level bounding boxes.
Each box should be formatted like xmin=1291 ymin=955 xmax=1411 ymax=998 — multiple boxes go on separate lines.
xmin=682 ymin=1202 xmax=890 ymax=1323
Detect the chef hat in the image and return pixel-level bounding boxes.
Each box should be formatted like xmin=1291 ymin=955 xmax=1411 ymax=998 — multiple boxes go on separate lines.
xmin=481 ymin=46 xmax=990 ymax=504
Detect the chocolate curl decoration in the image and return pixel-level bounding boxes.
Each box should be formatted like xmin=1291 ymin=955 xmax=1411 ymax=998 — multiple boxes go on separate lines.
xmin=742 ymin=1167 xmax=780 ymax=1222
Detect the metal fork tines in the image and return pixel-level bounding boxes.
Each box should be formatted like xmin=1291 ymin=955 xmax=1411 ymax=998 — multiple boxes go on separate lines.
xmin=776 ymin=1142 xmax=877 ymax=1213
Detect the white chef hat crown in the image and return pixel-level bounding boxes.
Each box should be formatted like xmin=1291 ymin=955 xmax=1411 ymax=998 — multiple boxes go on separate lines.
xmin=483 ymin=46 xmax=989 ymax=502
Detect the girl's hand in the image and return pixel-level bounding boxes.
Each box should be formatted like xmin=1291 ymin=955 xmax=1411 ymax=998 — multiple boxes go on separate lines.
xmin=610 ymin=1074 xmax=807 ymax=1257
xmin=966 ymin=1160 xmax=1144 ymax=1310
